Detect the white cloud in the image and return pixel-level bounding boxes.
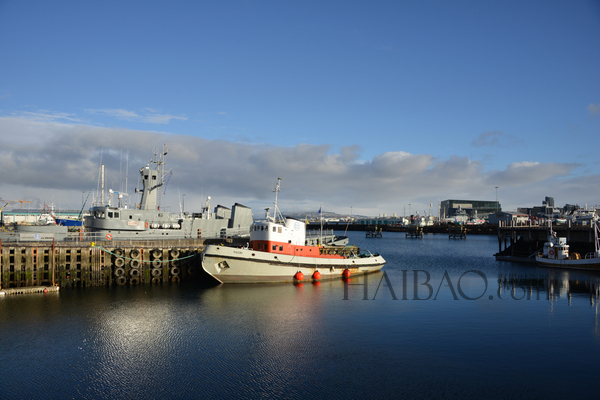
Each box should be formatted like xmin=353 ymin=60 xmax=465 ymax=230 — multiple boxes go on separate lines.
xmin=588 ymin=103 xmax=600 ymax=116
xmin=85 ymin=108 xmax=187 ymax=124
xmin=471 ymin=131 xmax=521 ymax=148
xmin=0 ymin=116 xmax=596 ymax=216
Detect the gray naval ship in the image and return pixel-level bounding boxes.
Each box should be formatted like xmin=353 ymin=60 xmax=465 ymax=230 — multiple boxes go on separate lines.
xmin=84 ymin=146 xmax=253 ymax=241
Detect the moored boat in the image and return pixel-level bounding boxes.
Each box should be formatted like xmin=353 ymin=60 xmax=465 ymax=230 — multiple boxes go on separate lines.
xmin=201 ymin=178 xmax=386 ymax=283
xmin=84 ymin=144 xmax=253 ymax=241
xmin=535 ymin=222 xmax=600 ymax=270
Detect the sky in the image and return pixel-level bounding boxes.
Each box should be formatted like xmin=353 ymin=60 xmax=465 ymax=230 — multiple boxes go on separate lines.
xmin=0 ymin=0 xmax=599 ymax=218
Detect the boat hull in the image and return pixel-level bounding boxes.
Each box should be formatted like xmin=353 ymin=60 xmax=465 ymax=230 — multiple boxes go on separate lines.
xmin=535 ymin=255 xmax=600 ymax=270
xmin=201 ymin=245 xmax=386 ymax=283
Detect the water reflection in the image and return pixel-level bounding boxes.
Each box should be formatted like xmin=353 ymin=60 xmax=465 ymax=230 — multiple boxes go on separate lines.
xmin=2 ymin=232 xmax=600 ymax=398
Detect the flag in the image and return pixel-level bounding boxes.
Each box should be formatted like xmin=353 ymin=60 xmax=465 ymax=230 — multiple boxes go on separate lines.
xmin=318 ymin=207 xmax=321 ymax=215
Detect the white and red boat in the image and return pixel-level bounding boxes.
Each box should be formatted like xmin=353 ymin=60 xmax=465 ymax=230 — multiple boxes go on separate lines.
xmin=535 ymin=222 xmax=600 ymax=270
xmin=201 ymin=178 xmax=386 ymax=283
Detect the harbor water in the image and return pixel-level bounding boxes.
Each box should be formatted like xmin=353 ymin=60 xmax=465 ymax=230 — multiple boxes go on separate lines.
xmin=1 ymin=231 xmax=599 ymax=399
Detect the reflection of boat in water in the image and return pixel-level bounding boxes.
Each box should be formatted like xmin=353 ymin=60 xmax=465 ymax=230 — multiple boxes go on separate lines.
xmin=84 ymin=145 xmax=253 ymax=241
xmin=535 ymin=222 xmax=600 ymax=270
xmin=201 ymin=178 xmax=386 ymax=283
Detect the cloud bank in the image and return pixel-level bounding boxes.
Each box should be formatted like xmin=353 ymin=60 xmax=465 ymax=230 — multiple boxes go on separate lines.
xmin=0 ymin=116 xmax=596 ymax=216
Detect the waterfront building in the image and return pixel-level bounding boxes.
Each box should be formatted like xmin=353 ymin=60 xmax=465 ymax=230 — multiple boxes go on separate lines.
xmin=440 ymin=199 xmax=501 ymax=220
xmin=488 ymin=211 xmax=529 ymax=225
xmin=1 ymin=209 xmax=87 ymax=226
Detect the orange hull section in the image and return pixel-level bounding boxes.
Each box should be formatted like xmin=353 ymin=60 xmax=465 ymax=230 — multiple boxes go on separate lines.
xmin=250 ymin=240 xmax=345 ymax=259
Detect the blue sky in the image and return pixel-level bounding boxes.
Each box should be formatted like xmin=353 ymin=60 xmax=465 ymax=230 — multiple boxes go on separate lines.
xmin=0 ymin=0 xmax=599 ymax=216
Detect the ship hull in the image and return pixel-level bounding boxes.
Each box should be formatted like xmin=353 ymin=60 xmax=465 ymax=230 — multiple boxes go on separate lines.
xmin=535 ymin=255 xmax=600 ymax=270
xmin=201 ymin=245 xmax=386 ymax=283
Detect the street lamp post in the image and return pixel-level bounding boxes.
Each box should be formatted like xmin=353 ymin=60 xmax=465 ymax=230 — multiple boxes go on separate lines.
xmin=182 ymin=194 xmax=186 ymax=214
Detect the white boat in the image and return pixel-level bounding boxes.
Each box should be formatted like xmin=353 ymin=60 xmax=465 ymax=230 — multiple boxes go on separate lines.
xmin=201 ymin=178 xmax=386 ymax=283
xmin=535 ymin=222 xmax=600 ymax=270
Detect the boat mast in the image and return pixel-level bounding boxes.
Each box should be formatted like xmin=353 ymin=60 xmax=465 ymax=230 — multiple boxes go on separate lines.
xmin=101 ymin=165 xmax=105 ymax=206
xmin=272 ymin=178 xmax=283 ymax=222
xmin=320 ymin=203 xmax=323 ymax=238
xmin=155 ymin=144 xmax=168 ymax=210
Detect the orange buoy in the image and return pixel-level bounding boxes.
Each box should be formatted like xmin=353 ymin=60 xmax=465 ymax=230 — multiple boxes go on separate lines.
xmin=294 ymin=271 xmax=304 ymax=281
xmin=342 ymin=269 xmax=351 ymax=278
xmin=313 ymin=271 xmax=321 ymax=280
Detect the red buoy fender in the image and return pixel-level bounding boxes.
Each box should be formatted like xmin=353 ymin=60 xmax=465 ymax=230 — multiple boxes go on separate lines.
xmin=313 ymin=271 xmax=321 ymax=280
xmin=342 ymin=269 xmax=351 ymax=278
xmin=294 ymin=271 xmax=304 ymax=281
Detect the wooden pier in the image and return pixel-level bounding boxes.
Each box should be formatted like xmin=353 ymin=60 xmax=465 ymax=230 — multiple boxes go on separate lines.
xmin=495 ymin=222 xmax=597 ymax=263
xmin=0 ymin=237 xmax=223 ymax=291
xmin=406 ymin=226 xmax=423 ymax=238
xmin=366 ymin=228 xmax=382 ymax=238
xmin=448 ymin=226 xmax=466 ymax=239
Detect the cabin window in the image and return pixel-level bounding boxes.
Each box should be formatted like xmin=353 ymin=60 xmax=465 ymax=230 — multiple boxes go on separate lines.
xmin=279 ymin=246 xmax=283 ymax=251
xmin=129 ymin=215 xmax=133 ymax=219
xmin=108 ymin=212 xmax=113 ymax=218
xmin=272 ymin=245 xmax=276 ymax=250
xmin=272 ymin=227 xmax=276 ymax=232
xmin=261 ymin=226 xmax=264 ymax=231
xmin=114 ymin=212 xmax=119 ymax=218
xmin=278 ymin=227 xmax=282 ymax=233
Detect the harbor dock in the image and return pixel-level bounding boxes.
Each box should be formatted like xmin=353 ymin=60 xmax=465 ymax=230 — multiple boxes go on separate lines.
xmin=0 ymin=238 xmax=226 ymax=291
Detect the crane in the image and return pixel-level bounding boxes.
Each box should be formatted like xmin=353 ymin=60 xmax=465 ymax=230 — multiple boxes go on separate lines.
xmin=0 ymin=199 xmax=32 ymax=209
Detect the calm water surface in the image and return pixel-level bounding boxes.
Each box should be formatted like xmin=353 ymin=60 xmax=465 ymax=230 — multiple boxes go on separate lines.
xmin=2 ymin=231 xmax=600 ymax=399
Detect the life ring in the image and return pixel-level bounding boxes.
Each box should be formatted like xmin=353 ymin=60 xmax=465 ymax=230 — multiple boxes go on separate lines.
xmin=549 ymin=249 xmax=555 ymax=257
xmin=145 ymin=221 xmax=149 ymax=228
xmin=106 ymin=233 xmax=112 ymax=241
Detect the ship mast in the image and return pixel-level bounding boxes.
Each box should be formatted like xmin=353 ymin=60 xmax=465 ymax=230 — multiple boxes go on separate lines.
xmin=272 ymin=178 xmax=284 ymax=223
xmin=154 ymin=144 xmax=168 ymax=210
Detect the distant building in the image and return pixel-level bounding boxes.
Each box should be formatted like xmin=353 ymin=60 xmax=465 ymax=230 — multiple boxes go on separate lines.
xmin=543 ymin=196 xmax=554 ymax=208
xmin=2 ymin=209 xmax=85 ymax=226
xmin=440 ymin=200 xmax=501 ymax=220
xmin=488 ymin=211 xmax=529 ymax=225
